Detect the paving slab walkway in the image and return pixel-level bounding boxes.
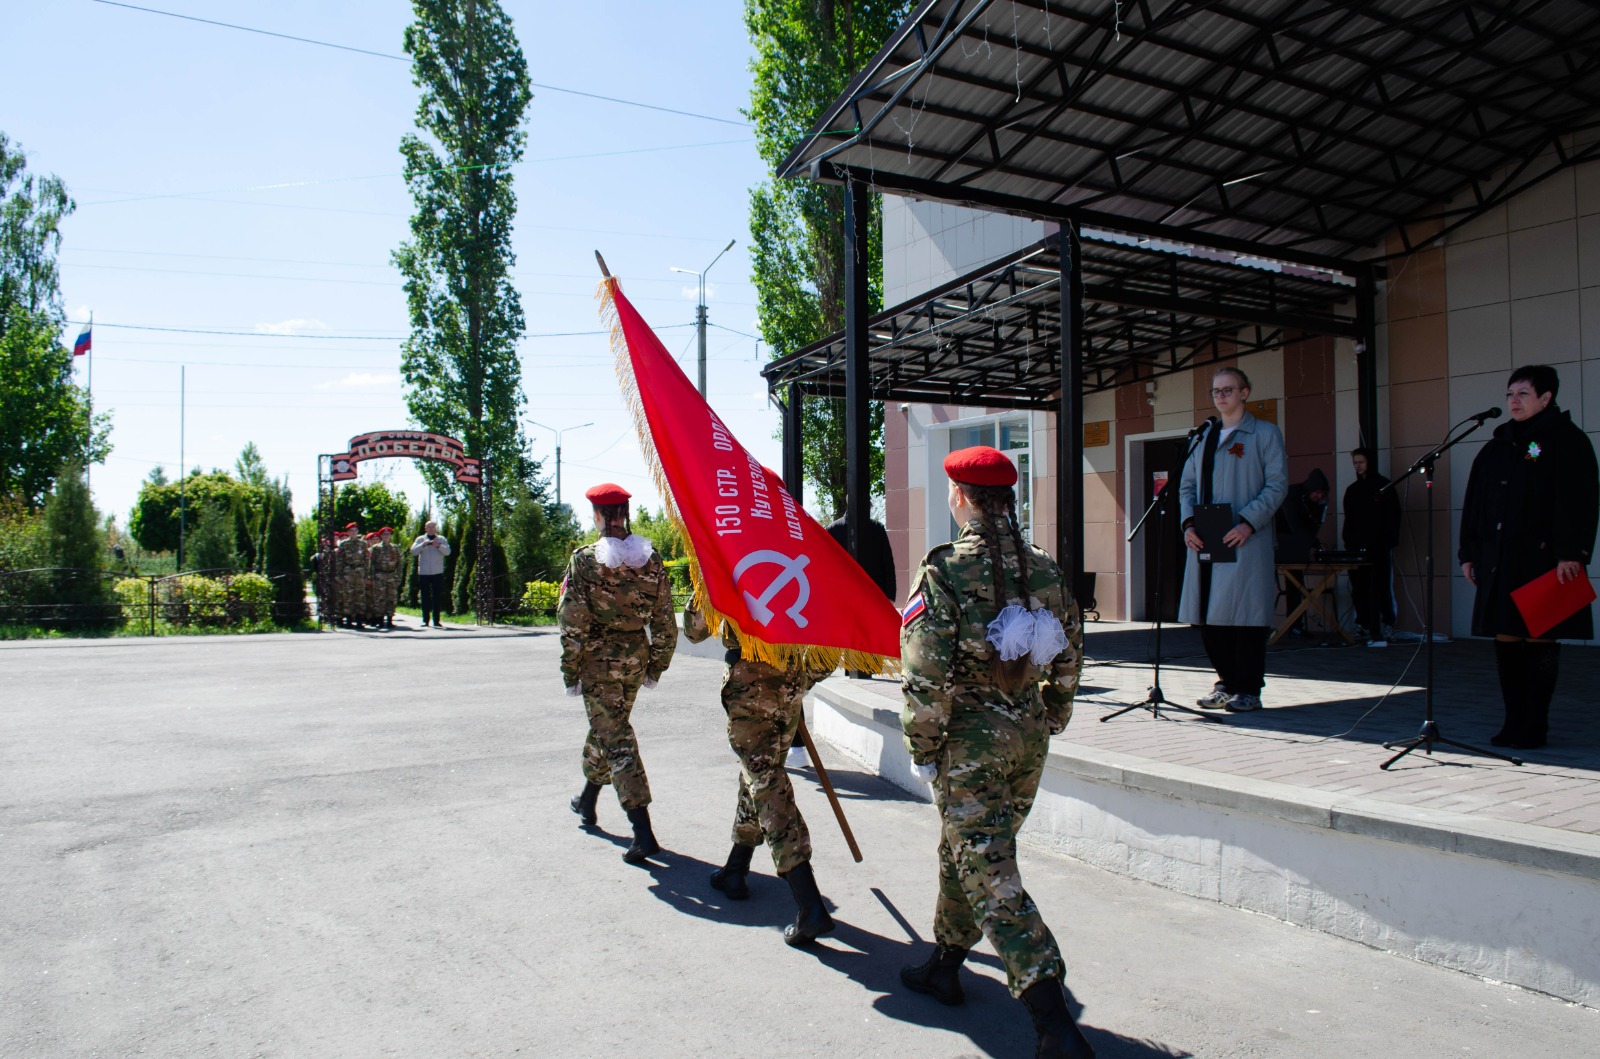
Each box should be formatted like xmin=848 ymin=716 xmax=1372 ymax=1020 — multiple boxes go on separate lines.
xmin=842 ymin=622 xmax=1600 ymax=838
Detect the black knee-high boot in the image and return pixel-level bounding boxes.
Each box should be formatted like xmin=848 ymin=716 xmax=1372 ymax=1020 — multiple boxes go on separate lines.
xmin=1519 ymin=642 xmax=1561 ymax=749
xmin=1491 ymin=640 xmax=1528 ymax=746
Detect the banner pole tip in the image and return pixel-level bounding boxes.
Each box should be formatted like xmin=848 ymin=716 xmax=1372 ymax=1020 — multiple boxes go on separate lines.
xmin=594 ymin=251 xmax=611 ymax=279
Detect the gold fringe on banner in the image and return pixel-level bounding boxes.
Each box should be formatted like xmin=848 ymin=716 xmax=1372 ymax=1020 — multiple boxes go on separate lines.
xmin=596 ymin=275 xmax=895 ymax=677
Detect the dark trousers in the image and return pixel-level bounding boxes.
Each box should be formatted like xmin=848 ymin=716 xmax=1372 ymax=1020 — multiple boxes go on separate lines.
xmin=1199 ymin=624 xmax=1269 ymax=696
xmin=1348 ymin=551 xmax=1395 ymax=635
xmin=418 ymin=573 xmax=445 ymax=623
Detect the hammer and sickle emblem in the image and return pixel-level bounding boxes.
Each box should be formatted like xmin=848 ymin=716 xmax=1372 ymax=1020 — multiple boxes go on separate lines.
xmin=731 ymin=550 xmax=812 ymax=628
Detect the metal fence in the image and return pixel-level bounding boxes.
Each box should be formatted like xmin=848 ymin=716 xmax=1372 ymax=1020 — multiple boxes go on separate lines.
xmin=0 ymin=567 xmax=308 ymax=635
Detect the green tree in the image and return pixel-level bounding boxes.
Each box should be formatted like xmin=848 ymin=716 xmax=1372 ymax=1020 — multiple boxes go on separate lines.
xmin=41 ymin=463 xmax=113 ymax=614
xmin=331 ymin=481 xmax=410 ymax=538
xmin=185 ymin=502 xmax=240 ymax=572
xmin=0 ymin=134 xmax=111 ymax=506
xmin=394 ymin=0 xmax=537 ymax=510
xmin=501 ymin=483 xmax=581 ymax=592
xmin=262 ymin=482 xmax=306 ymax=623
xmin=745 ymin=0 xmax=903 ymax=517
xmin=129 ymin=472 xmax=245 ymax=554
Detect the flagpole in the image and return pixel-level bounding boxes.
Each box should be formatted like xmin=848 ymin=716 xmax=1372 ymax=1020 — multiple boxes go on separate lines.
xmin=86 ymin=312 xmax=93 ymax=494
xmin=178 ymin=365 xmax=186 ymax=572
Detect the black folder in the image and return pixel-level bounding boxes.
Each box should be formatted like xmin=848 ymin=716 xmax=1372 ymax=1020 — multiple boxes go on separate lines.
xmin=1193 ymin=503 xmax=1237 ymax=563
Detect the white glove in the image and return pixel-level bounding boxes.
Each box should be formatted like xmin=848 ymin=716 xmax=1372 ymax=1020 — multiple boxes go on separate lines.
xmin=565 ymin=683 xmax=582 ymax=698
xmin=643 ymin=677 xmax=659 ymax=689
xmin=909 ymin=762 xmax=938 ymax=785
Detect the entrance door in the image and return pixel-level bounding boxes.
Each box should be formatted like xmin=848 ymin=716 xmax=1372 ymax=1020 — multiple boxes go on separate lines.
xmin=1141 ymin=436 xmax=1189 ymax=622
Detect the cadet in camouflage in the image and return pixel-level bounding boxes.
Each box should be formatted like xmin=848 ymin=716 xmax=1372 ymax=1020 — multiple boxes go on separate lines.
xmin=559 ymin=484 xmax=677 ymax=864
xmin=334 ymin=523 xmax=370 ymax=629
xmin=368 ymin=527 xmax=402 ymax=629
xmin=898 ymin=445 xmax=1095 ymax=1058
xmin=683 ymin=594 xmax=835 ymax=946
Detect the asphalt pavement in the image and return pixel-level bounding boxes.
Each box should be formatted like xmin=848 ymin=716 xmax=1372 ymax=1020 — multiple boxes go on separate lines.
xmin=2 ymin=625 xmax=1594 ymax=1057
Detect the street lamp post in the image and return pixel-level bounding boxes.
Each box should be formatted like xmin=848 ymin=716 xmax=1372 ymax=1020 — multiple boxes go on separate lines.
xmin=671 ymin=237 xmax=736 ymax=398
xmin=528 ymin=419 xmax=592 ymax=510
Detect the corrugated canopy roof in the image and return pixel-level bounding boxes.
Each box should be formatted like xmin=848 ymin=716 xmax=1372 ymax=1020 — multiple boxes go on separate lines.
xmin=778 ymin=0 xmax=1600 ymax=262
xmin=761 ymin=228 xmax=1360 ymax=407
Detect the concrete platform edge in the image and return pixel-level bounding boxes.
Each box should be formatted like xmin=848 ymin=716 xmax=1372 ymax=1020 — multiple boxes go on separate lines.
xmin=808 ymin=675 xmax=1600 ymax=1008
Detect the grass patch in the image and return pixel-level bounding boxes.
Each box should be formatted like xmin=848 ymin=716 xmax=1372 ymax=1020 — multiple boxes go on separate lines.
xmin=0 ymin=618 xmax=319 ymax=641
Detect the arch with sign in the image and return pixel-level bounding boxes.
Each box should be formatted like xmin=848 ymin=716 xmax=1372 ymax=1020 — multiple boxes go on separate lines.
xmin=316 ymin=430 xmax=495 ymax=626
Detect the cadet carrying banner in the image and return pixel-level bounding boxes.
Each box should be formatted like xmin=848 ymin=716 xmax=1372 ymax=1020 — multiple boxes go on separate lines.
xmin=596 ymin=263 xmax=901 ymax=674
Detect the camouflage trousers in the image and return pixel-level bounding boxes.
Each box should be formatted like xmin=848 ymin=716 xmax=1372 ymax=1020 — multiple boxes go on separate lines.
xmin=932 ymin=709 xmax=1065 ymax=998
xmin=370 ymin=575 xmax=399 ymax=619
xmin=579 ymin=650 xmax=651 ymax=810
xmin=724 ymin=659 xmax=812 ymax=874
xmin=336 ymin=576 xmax=368 ymax=622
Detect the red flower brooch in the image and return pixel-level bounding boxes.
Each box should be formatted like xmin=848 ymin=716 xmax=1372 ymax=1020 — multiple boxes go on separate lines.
xmin=1228 ymin=442 xmax=1246 ymax=458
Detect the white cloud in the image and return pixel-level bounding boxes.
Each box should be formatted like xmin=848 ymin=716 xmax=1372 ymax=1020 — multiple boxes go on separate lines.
xmin=256 ymin=318 xmax=328 ymax=336
xmin=315 ymin=372 xmax=398 ymax=391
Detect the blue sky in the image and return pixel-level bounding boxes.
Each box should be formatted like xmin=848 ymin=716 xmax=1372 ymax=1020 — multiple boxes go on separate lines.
xmin=5 ymin=0 xmax=781 ymax=526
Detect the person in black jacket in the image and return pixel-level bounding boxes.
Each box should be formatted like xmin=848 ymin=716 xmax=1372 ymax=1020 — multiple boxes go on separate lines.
xmin=1343 ymin=448 xmax=1401 ymax=644
xmin=1459 ymin=365 xmax=1598 ymax=749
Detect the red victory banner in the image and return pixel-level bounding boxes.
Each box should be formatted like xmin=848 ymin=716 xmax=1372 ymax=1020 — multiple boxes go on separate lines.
xmin=330 ymin=430 xmax=482 ymax=484
xmin=597 ymin=270 xmax=900 ymax=673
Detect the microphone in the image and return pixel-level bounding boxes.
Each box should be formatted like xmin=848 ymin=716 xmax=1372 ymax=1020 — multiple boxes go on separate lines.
xmin=1188 ymin=415 xmax=1220 ymax=439
xmin=1467 ymin=407 xmax=1503 ymax=423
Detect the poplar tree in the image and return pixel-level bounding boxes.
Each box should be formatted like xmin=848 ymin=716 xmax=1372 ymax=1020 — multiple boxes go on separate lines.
xmin=745 ymin=0 xmax=909 ymax=518
xmin=0 ymin=134 xmax=110 ymax=505
xmin=394 ymin=0 xmax=536 ymax=507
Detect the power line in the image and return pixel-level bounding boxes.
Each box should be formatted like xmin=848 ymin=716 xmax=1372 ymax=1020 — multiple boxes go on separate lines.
xmin=88 ymin=0 xmax=752 ymax=127
xmin=64 ymin=319 xmax=694 ymax=340
xmin=78 ymin=139 xmax=753 ymax=208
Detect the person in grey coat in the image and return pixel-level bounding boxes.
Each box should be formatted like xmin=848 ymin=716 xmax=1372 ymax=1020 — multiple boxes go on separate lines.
xmin=1178 ymin=366 xmax=1289 ymax=712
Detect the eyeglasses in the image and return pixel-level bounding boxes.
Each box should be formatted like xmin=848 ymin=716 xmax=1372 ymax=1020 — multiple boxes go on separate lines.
xmin=1210 ymin=386 xmax=1239 ymax=399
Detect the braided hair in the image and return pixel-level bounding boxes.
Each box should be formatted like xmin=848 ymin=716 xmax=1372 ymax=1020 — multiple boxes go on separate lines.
xmin=595 ymin=502 xmax=631 ymax=540
xmin=960 ymin=482 xmax=1037 ymax=695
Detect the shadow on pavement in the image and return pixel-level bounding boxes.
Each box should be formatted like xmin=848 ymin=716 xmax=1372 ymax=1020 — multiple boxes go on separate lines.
xmin=797 ymin=919 xmax=1189 ymax=1058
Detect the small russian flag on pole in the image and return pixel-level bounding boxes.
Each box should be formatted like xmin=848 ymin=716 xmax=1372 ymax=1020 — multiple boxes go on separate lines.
xmin=73 ymin=324 xmax=92 ymax=357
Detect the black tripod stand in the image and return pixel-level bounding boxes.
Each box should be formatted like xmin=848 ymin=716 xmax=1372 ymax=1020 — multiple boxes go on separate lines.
xmin=1103 ymin=425 xmax=1225 ymax=724
xmin=1379 ymin=419 xmax=1522 ymax=769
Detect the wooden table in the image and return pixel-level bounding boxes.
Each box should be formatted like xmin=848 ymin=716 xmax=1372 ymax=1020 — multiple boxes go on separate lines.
xmin=1272 ymin=562 xmax=1363 ymax=645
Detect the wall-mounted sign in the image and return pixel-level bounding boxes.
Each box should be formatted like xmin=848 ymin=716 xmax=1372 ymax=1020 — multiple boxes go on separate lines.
xmin=1248 ymin=399 xmax=1278 ymax=424
xmin=1083 ymin=421 xmax=1110 ymax=447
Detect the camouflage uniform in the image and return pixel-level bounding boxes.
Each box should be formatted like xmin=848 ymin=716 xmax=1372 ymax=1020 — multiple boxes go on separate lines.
xmin=334 ymin=534 xmax=370 ymax=626
xmin=900 ymin=515 xmax=1083 ymax=999
xmin=368 ymin=539 xmax=402 ymax=622
xmin=684 ymin=596 xmax=818 ymax=874
xmin=558 ymin=540 xmax=677 ymax=810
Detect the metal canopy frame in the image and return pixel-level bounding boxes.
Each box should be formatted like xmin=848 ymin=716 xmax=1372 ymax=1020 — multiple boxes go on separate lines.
xmin=778 ymin=0 xmax=1600 ymax=260
xmin=762 ymin=227 xmax=1363 ymax=409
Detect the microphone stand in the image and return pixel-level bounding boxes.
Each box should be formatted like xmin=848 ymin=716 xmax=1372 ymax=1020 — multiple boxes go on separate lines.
xmin=1378 ymin=417 xmax=1523 ymax=769
xmin=1102 ymin=424 xmax=1226 ymax=723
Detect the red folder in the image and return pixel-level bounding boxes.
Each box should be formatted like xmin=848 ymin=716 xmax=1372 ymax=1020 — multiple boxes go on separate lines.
xmin=1510 ymin=568 xmax=1597 ymax=639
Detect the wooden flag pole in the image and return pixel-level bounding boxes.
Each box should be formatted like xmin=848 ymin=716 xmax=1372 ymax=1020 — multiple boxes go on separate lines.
xmin=796 ymin=715 xmax=863 ymax=863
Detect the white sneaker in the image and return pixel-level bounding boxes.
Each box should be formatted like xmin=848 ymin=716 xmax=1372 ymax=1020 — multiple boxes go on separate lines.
xmin=785 ymin=746 xmax=810 ymax=769
xmin=1197 ymin=684 xmax=1231 ymax=709
xmin=1225 ymin=693 xmax=1262 ymax=712
xmin=1366 ymin=638 xmax=1388 ymax=648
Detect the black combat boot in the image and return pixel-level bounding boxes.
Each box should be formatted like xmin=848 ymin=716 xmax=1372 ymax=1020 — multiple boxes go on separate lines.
xmin=900 ymin=943 xmax=969 ymax=1005
xmin=622 ymin=805 xmax=660 ymax=864
xmin=569 ymin=782 xmax=600 ymax=827
xmin=710 ymin=843 xmax=756 ymax=899
xmin=778 ymin=859 xmax=834 ymax=946
xmin=1020 ymin=978 xmax=1095 ymax=1059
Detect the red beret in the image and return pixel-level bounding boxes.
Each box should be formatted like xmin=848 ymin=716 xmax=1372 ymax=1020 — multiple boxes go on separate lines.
xmin=585 ymin=483 xmax=631 ymax=505
xmin=344 ymin=522 xmax=359 ymax=531
xmin=379 ymin=527 xmax=393 ymax=535
xmin=944 ymin=445 xmax=1018 ymax=487
xmin=364 ymin=531 xmax=379 ymax=540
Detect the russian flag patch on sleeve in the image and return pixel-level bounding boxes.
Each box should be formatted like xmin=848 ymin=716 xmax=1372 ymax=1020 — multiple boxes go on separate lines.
xmin=901 ymin=592 xmax=927 ymax=627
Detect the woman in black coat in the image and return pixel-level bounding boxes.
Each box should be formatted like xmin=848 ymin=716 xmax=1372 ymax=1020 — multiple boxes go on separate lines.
xmin=1459 ymin=365 xmax=1598 ymax=749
